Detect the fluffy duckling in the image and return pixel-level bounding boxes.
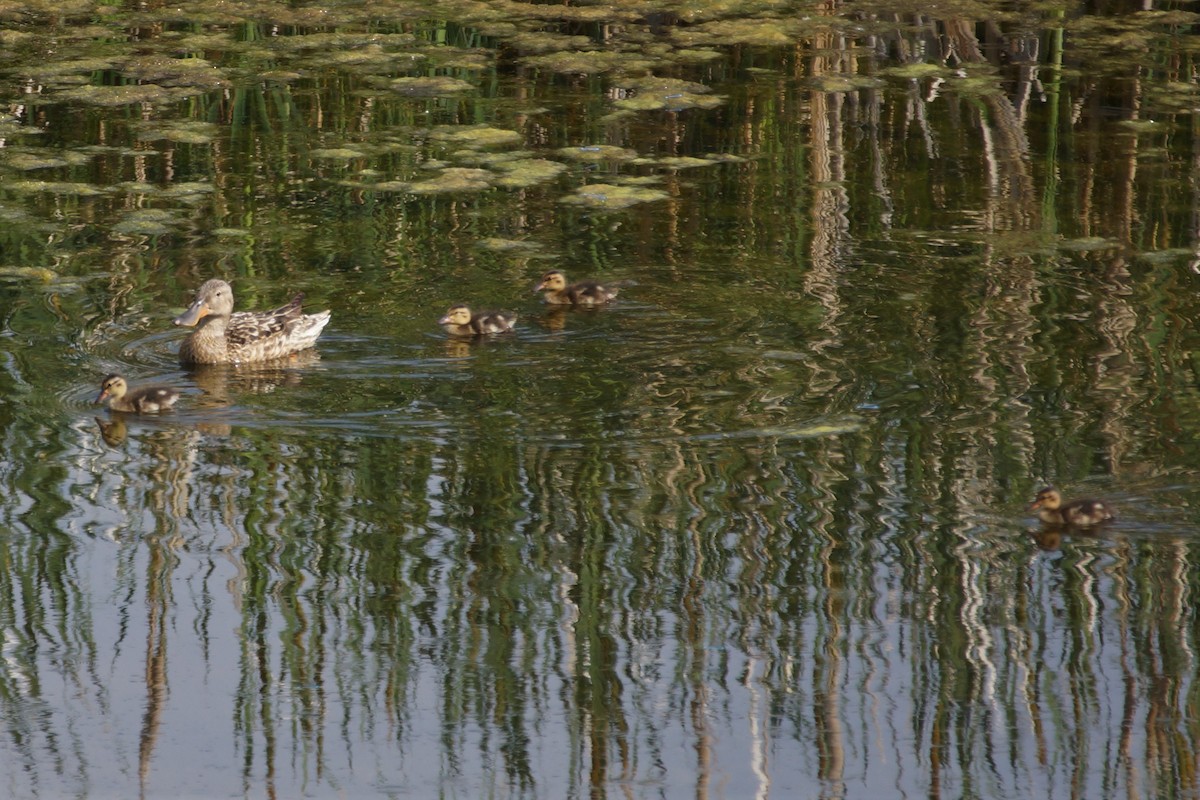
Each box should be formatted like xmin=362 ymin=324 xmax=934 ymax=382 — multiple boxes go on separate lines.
xmin=174 ymin=279 xmax=331 ymax=364
xmin=96 ymin=374 xmax=180 ymax=414
xmin=1029 ymin=486 xmax=1114 ymax=527
xmin=533 ymin=270 xmax=626 ymax=306
xmin=438 ymin=305 xmax=517 ymax=336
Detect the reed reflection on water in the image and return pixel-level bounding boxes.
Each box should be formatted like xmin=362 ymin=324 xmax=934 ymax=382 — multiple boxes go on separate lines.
xmin=2 ymin=1 xmax=1200 ymax=798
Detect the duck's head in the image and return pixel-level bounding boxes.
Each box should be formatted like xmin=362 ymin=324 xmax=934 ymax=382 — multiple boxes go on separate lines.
xmin=174 ymin=279 xmax=234 ymax=326
xmin=438 ymin=305 xmax=472 ymax=327
xmin=534 ymin=270 xmax=566 ymax=293
xmin=96 ymin=374 xmax=128 ymax=404
xmin=1029 ymin=487 xmax=1062 ymax=511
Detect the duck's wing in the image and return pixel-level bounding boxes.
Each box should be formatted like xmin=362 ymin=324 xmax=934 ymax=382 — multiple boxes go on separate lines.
xmin=225 ymin=294 xmax=306 ymax=348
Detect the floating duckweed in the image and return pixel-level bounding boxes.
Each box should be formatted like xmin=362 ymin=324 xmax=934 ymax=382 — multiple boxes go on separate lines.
xmin=390 ymin=76 xmax=475 ymax=95
xmin=673 ymin=18 xmax=794 ymax=47
xmin=0 ymin=115 xmax=40 ymax=138
xmin=8 ymin=180 xmax=107 ymax=196
xmin=525 ymin=50 xmax=652 ymax=75
xmin=0 ymin=266 xmax=57 ymax=283
xmin=672 ymin=48 xmax=723 ymax=63
xmin=407 ymin=167 xmax=493 ymax=195
xmin=56 ymin=84 xmax=176 ymax=106
xmin=136 ymin=120 xmax=219 ymax=144
xmin=613 ymin=175 xmax=664 ymax=186
xmin=112 ymin=209 xmax=177 ymax=235
xmin=646 ymin=156 xmax=717 ymax=169
xmin=616 ymin=91 xmax=724 ymax=111
xmin=477 ymin=238 xmax=543 ymax=252
xmin=326 ymin=45 xmax=397 ymax=67
xmin=561 ymin=182 xmax=669 ymax=209
xmin=361 ymin=181 xmax=412 ymax=192
xmin=121 ymin=55 xmax=227 ymax=88
xmin=0 ymin=30 xmax=33 ymax=46
xmin=1135 ymin=248 xmax=1192 ymax=264
xmin=883 ymin=62 xmax=955 ymax=80
xmin=23 ymin=57 xmax=118 ymax=80
xmin=431 ymin=125 xmax=524 ymax=149
xmin=3 ymin=150 xmax=91 ymax=170
xmin=807 ymin=74 xmax=884 ymax=92
xmin=1058 ymin=236 xmax=1119 ymax=252
xmin=557 ymin=144 xmax=640 ymax=163
xmin=953 ymin=74 xmax=1003 ymax=97
xmin=419 ymin=48 xmax=491 ymax=71
xmin=260 ymin=70 xmax=303 ymax=83
xmin=116 ymin=181 xmax=160 ymax=194
xmin=492 ymin=158 xmax=567 ymax=188
xmin=505 ymin=31 xmax=594 ymax=54
xmin=1116 ymin=119 xmax=1163 ymax=133
xmin=1148 ymin=82 xmax=1198 ymax=110
xmin=453 ymin=149 xmax=536 ymax=165
xmin=160 ymin=182 xmax=214 ymax=198
xmin=610 ymin=75 xmax=725 ymax=111
xmin=311 ymin=147 xmax=369 ymax=160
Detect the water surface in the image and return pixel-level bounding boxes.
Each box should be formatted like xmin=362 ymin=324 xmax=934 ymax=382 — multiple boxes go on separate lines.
xmin=2 ymin=2 xmax=1200 ymax=798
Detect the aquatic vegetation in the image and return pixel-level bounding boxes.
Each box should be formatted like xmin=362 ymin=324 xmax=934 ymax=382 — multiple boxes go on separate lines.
xmin=430 ymin=125 xmax=524 ymax=149
xmin=524 ymin=50 xmax=657 ymax=75
xmin=556 ymin=145 xmax=640 ymax=163
xmin=6 ymin=180 xmax=107 ymax=196
xmin=311 ymin=147 xmax=370 ymax=160
xmin=492 ymin=158 xmax=567 ymax=188
xmin=55 ymin=84 xmax=186 ymax=106
xmin=476 ymin=237 xmax=543 ymax=252
xmin=111 ymin=209 xmax=178 ymax=236
xmin=406 ymin=167 xmax=494 ymax=194
xmin=389 ymin=76 xmax=475 ymax=96
xmin=612 ymin=76 xmax=725 ymax=112
xmin=135 ymin=120 xmax=219 ymax=144
xmin=1 ymin=149 xmax=92 ymax=170
xmin=560 ymin=182 xmax=670 ymax=209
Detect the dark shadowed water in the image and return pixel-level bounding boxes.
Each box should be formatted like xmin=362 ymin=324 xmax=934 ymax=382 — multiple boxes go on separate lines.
xmin=2 ymin=2 xmax=1200 ymax=798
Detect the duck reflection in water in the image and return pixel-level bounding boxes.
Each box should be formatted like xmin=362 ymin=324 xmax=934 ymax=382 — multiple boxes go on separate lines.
xmin=187 ymin=349 xmax=322 ymax=407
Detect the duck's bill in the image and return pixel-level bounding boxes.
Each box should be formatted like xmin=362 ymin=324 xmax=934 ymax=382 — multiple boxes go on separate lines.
xmin=173 ymin=300 xmax=209 ymax=326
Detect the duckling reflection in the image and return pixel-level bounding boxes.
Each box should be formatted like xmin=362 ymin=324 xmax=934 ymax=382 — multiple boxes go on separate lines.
xmin=94 ymin=415 xmax=128 ymax=447
xmin=1029 ymin=486 xmax=1115 ymax=528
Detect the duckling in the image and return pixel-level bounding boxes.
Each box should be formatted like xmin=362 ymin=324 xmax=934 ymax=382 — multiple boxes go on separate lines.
xmin=1029 ymin=486 xmax=1114 ymax=527
xmin=438 ymin=305 xmax=517 ymax=336
xmin=96 ymin=374 xmax=181 ymax=414
xmin=533 ymin=270 xmax=627 ymax=306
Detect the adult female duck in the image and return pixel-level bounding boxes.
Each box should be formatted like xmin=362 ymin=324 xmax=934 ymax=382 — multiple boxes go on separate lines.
xmin=174 ymin=279 xmax=331 ymax=364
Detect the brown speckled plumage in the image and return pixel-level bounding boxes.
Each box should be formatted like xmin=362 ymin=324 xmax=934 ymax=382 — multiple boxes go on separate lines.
xmin=96 ymin=374 xmax=180 ymax=414
xmin=533 ymin=270 xmax=626 ymax=306
xmin=438 ymin=305 xmax=517 ymax=336
xmin=174 ymin=279 xmax=331 ymax=364
xmin=1029 ymin=487 xmax=1114 ymax=527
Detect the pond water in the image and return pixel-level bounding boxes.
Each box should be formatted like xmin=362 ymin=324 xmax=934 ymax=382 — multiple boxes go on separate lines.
xmin=3 ymin=1 xmax=1200 ymax=798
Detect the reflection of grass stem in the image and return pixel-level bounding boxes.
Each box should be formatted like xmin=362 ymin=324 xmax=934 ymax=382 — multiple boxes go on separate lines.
xmin=1043 ymin=17 xmax=1065 ymax=235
